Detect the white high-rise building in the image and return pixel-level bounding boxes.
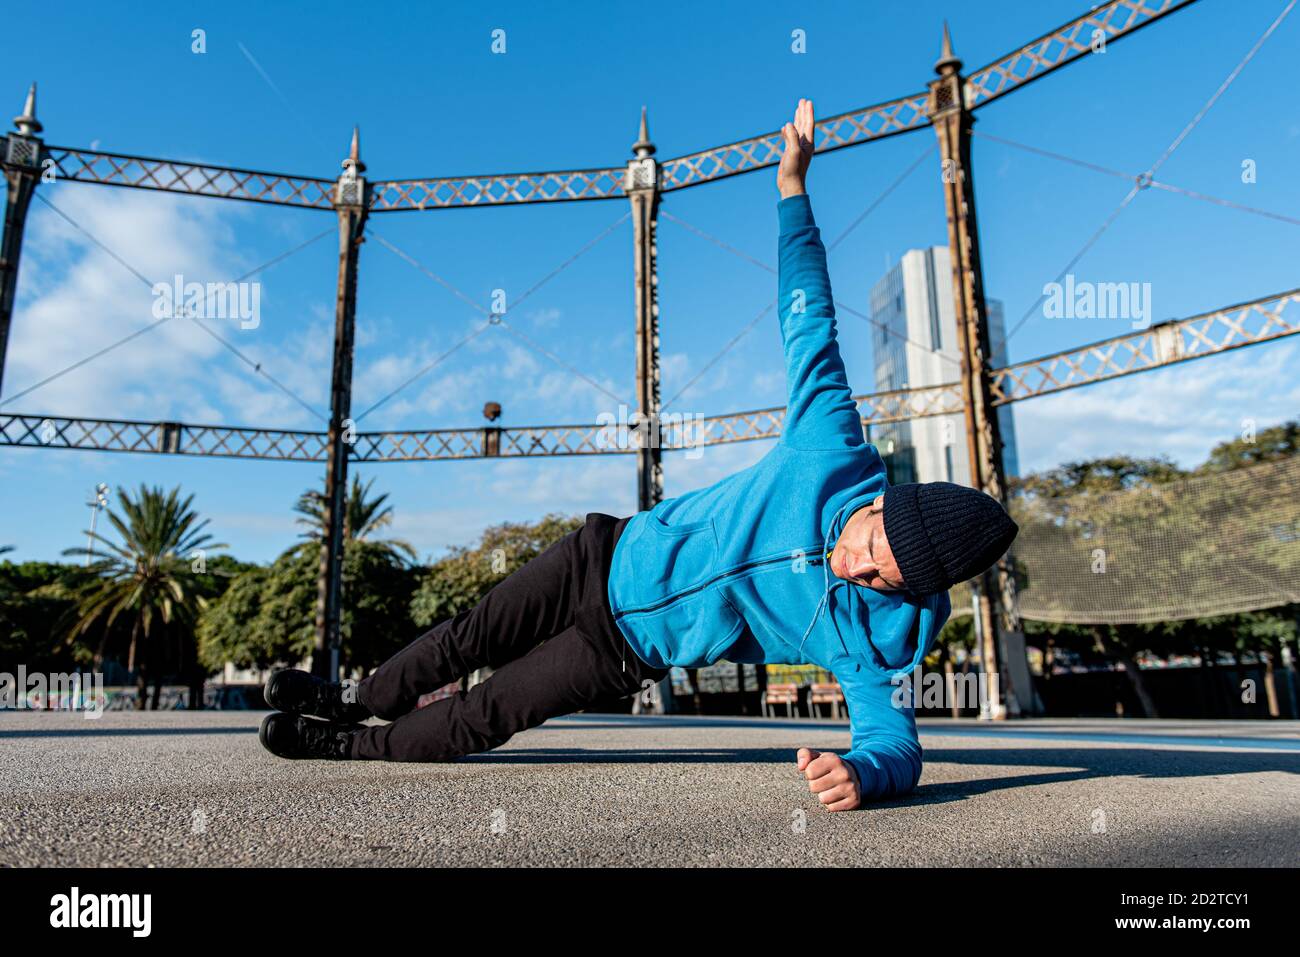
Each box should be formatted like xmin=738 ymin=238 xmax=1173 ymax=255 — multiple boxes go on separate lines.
xmin=869 ymin=246 xmax=1019 ymax=487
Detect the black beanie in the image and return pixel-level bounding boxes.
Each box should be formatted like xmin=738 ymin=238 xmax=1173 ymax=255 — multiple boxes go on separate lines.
xmin=881 ymin=482 xmax=1018 ymax=595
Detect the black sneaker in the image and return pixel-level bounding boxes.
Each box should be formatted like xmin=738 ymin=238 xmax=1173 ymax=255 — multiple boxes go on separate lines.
xmin=259 ymin=713 xmax=362 ymax=761
xmin=263 ymin=668 xmax=371 ymax=723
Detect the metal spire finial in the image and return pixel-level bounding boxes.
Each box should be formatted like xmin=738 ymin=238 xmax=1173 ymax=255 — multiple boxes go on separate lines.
xmin=935 ymin=21 xmax=962 ymax=74
xmin=342 ymin=125 xmax=365 ymax=174
xmin=632 ymin=106 xmax=655 ymax=158
xmin=13 ymin=83 xmax=42 ymax=136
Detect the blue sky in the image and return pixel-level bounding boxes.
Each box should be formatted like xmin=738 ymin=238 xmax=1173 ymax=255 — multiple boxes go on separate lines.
xmin=2 ymin=0 xmax=1298 ymax=564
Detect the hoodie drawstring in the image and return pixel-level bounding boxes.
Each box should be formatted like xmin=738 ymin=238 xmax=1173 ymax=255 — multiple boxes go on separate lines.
xmin=797 ymin=503 xmax=855 ymax=661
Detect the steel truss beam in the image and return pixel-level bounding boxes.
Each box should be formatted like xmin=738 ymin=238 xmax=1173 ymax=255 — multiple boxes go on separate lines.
xmin=13 ymin=1 xmax=1199 ymax=212
xmin=989 ymin=287 xmax=1300 ymax=404
xmin=371 ymin=166 xmax=629 ymax=210
xmin=965 ymin=0 xmax=1195 ymax=109
xmin=42 ymin=146 xmax=336 ymax=209
xmin=6 ymin=284 xmax=1292 ymax=464
xmin=658 ymin=92 xmax=932 ymax=193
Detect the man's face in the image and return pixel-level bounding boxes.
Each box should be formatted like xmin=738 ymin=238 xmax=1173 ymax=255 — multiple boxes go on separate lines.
xmin=828 ymin=495 xmax=905 ymax=592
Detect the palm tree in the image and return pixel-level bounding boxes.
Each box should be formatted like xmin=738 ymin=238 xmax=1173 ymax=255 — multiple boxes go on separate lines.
xmin=293 ymin=475 xmax=416 ymax=562
xmin=63 ymin=485 xmax=225 ymax=710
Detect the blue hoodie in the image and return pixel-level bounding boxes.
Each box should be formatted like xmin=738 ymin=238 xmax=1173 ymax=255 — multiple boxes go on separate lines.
xmin=607 ymin=193 xmax=951 ymax=801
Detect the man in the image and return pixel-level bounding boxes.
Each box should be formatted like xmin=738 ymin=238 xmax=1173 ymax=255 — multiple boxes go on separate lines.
xmin=260 ymin=99 xmax=1017 ymax=810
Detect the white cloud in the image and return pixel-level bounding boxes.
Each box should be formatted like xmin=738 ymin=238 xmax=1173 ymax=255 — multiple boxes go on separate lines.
xmin=1012 ymin=338 xmax=1300 ymax=473
xmin=667 ymin=439 xmax=769 ymax=493
xmin=483 ymin=455 xmax=634 ymax=512
xmin=525 ymin=307 xmax=561 ymax=328
xmin=352 ymin=320 xmax=625 ymax=427
xmin=380 ymin=438 xmax=775 ymax=560
xmin=387 ymin=454 xmax=637 ymax=558
xmin=6 ymin=186 xmax=328 ymax=426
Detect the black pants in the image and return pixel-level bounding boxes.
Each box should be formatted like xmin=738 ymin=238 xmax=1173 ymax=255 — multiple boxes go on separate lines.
xmin=351 ymin=513 xmax=667 ymax=761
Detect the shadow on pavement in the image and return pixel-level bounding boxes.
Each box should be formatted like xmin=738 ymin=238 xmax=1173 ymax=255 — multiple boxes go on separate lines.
xmin=0 ymin=726 xmax=254 ymax=738
xmin=902 ymin=745 xmax=1300 ymax=805
xmin=465 ymin=743 xmax=1300 ymax=808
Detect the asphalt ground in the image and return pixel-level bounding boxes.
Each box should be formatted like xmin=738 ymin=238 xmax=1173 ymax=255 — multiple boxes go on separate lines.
xmin=1 ymin=710 xmax=1296 ymax=867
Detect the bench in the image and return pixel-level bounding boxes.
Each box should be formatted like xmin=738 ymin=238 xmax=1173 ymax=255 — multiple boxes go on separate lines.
xmin=808 ymin=682 xmax=845 ymax=719
xmin=762 ymin=682 xmax=800 ymax=718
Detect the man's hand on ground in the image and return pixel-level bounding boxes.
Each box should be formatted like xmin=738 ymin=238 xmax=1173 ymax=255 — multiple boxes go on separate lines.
xmin=777 ymin=98 xmax=815 ymax=199
xmin=796 ymin=747 xmax=861 ymax=811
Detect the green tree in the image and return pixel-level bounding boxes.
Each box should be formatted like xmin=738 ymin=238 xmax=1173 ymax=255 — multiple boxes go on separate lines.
xmin=198 ymin=478 xmax=421 ymax=676
xmin=409 ymin=514 xmax=583 ymax=627
xmin=1014 ymin=455 xmax=1185 ymax=512
xmin=197 ymin=563 xmax=278 ymax=670
xmin=1190 ymin=421 xmax=1300 ymax=717
xmin=0 ymin=560 xmax=88 ymax=674
xmin=62 ymin=485 xmax=226 ymax=709
xmin=1013 ymin=456 xmax=1189 ymax=716
xmin=293 ymin=474 xmax=416 ymax=562
xmin=197 ymin=539 xmax=420 ymax=675
xmin=926 ymin=611 xmax=977 ymax=717
xmin=1015 ymin=433 xmax=1300 ymax=718
xmin=1197 ymin=420 xmax=1300 ymax=474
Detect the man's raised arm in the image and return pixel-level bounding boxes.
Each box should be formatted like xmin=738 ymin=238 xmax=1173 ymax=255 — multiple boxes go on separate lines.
xmin=776 ymin=99 xmax=866 ymax=452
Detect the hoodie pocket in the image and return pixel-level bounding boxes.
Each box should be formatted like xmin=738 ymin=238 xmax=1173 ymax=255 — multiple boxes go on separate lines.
xmin=626 ymin=514 xmax=719 ymax=606
xmin=625 ymin=587 xmax=746 ymax=668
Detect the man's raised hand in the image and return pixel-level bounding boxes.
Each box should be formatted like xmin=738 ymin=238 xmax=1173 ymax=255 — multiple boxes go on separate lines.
xmin=777 ymin=98 xmax=815 ymax=200
xmin=796 ymin=746 xmax=861 ymax=811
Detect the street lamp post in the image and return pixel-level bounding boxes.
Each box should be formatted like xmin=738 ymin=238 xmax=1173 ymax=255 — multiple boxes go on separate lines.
xmin=84 ymin=482 xmax=109 ymax=566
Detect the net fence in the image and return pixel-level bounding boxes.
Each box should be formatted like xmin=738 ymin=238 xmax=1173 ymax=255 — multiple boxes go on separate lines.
xmin=1007 ymin=455 xmax=1300 ymax=625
